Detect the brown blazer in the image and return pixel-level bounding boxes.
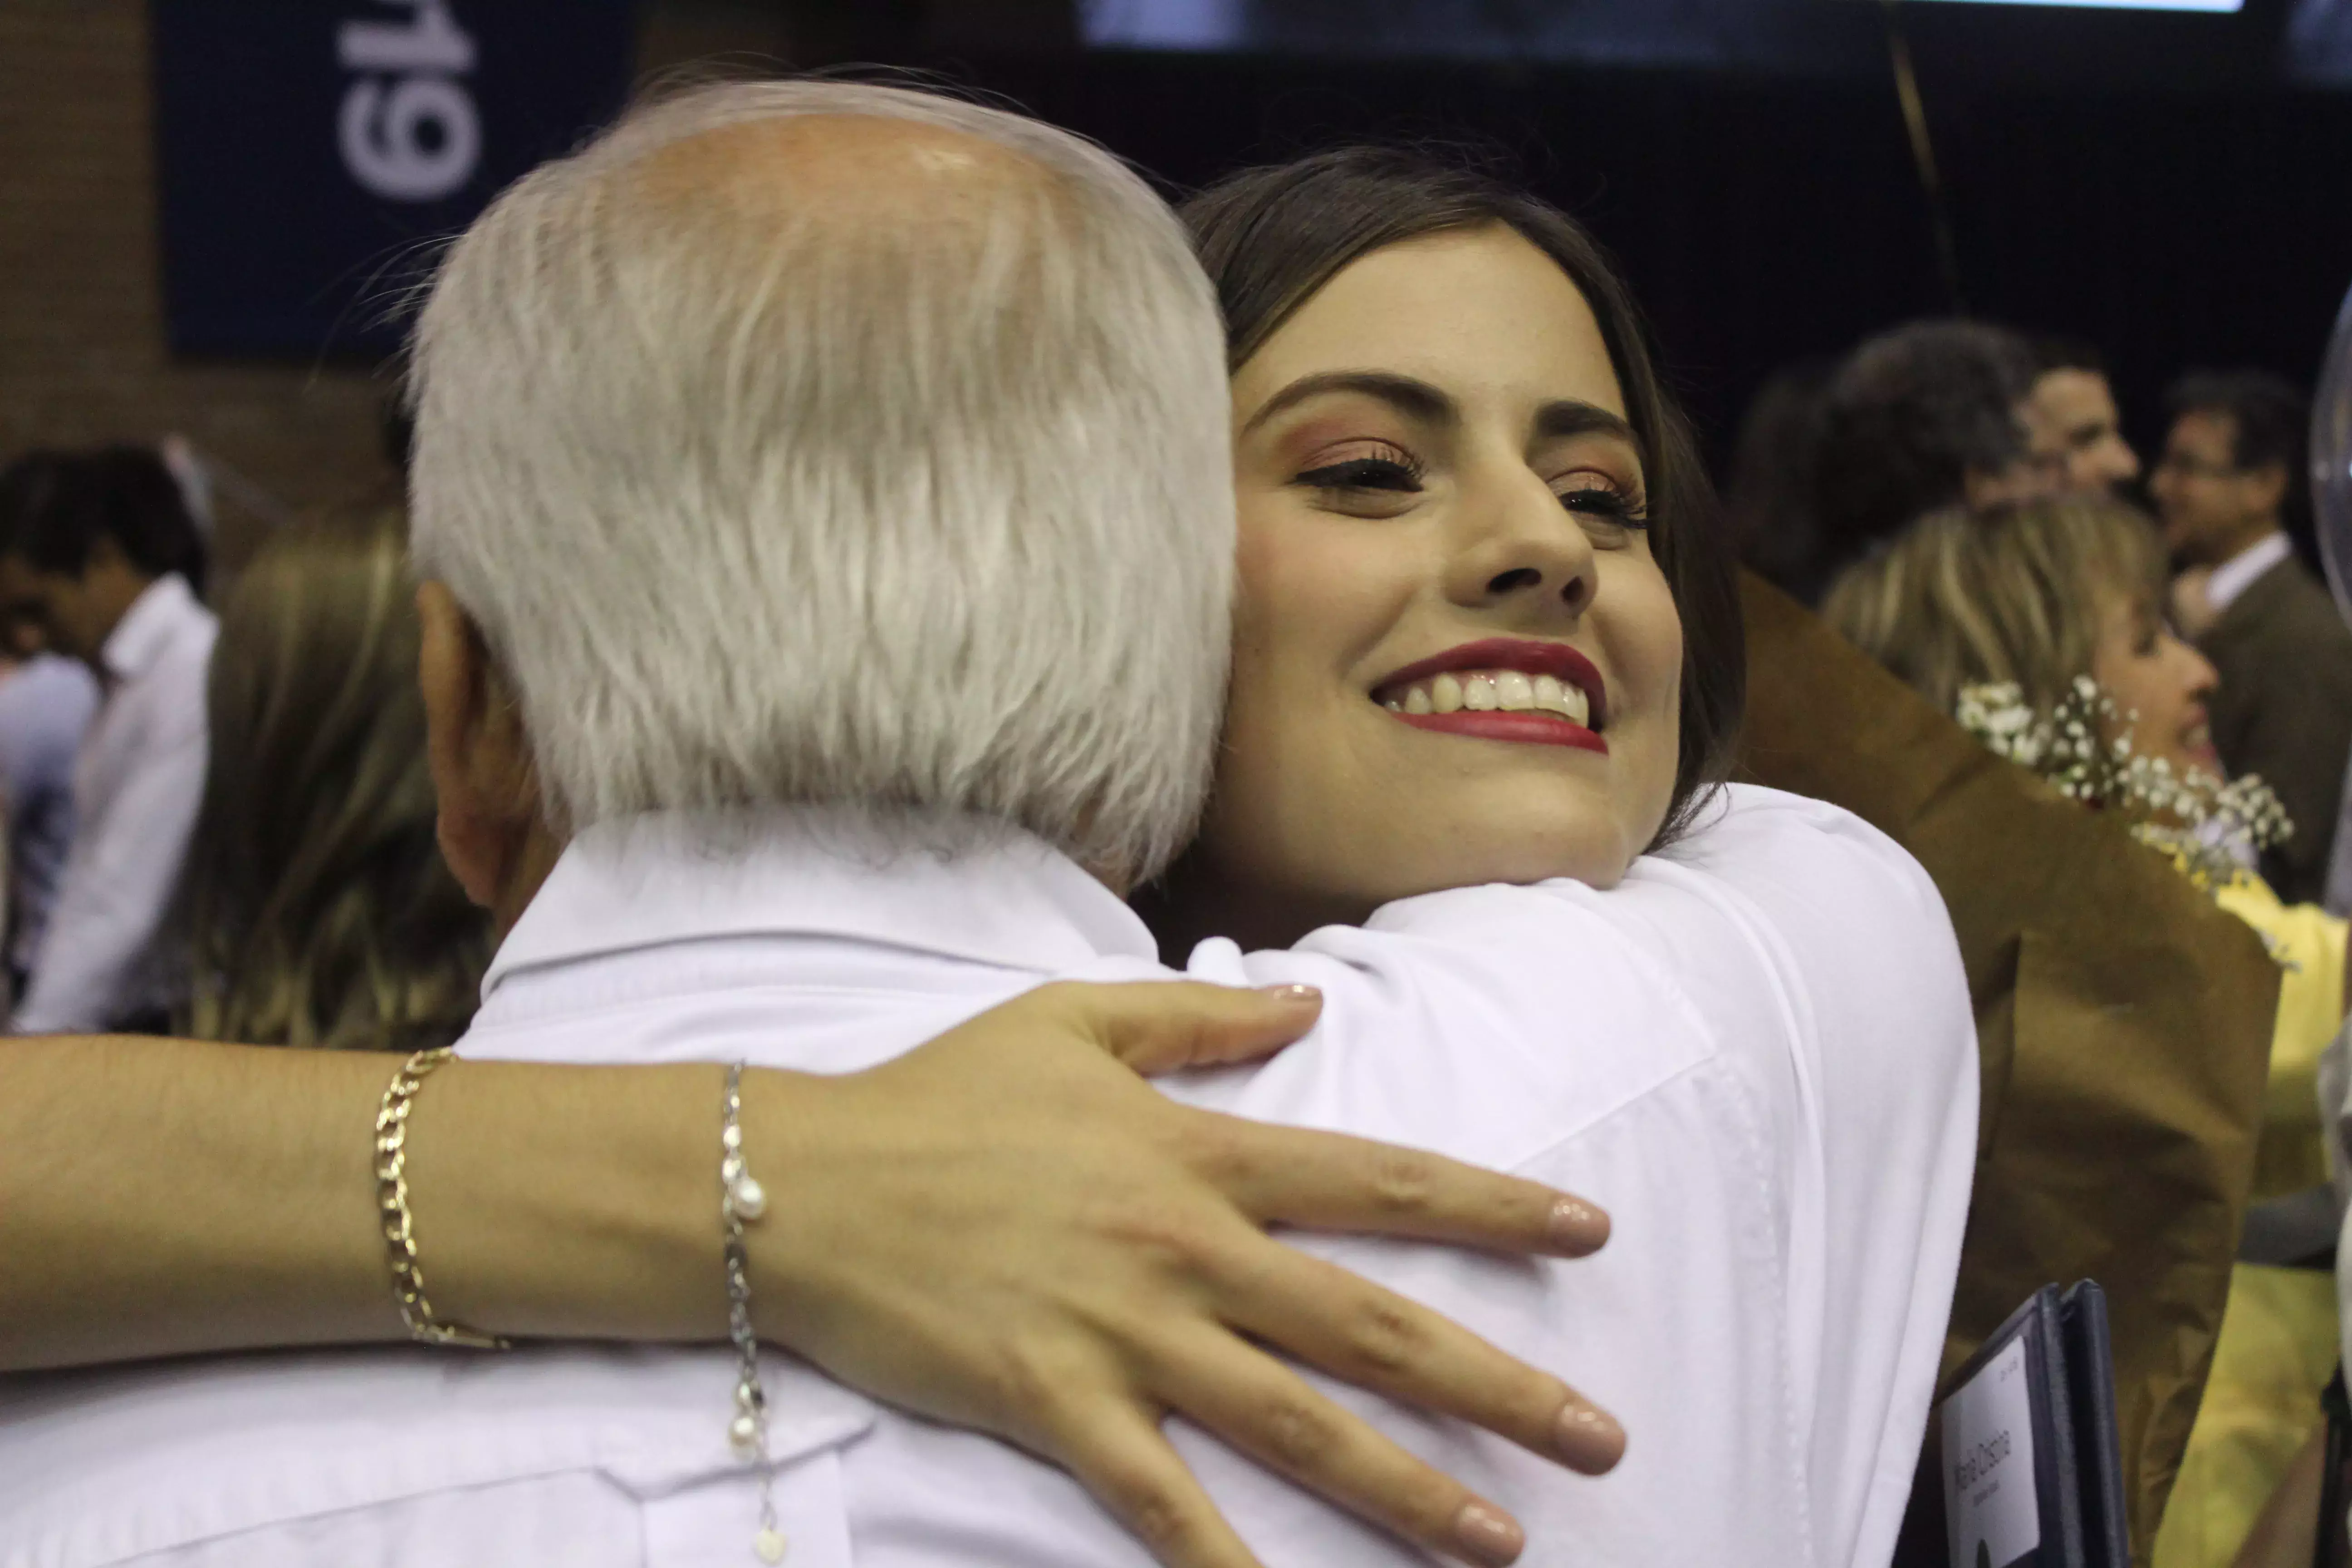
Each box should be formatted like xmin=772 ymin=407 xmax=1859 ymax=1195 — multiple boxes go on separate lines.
xmin=1737 ymin=576 xmax=2278 ymax=1558
xmin=2200 ymin=552 xmax=2352 ymax=905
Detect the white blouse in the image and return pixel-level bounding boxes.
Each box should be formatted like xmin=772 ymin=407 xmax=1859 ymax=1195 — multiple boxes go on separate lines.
xmin=0 ymin=784 xmax=1976 ymax=1568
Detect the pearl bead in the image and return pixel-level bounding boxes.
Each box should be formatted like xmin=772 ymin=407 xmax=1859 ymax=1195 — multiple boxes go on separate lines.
xmin=755 ymin=1526 xmax=789 ymax=1563
xmin=729 ymin=1412 xmax=760 ymax=1451
xmin=732 ymin=1174 xmax=768 ymax=1221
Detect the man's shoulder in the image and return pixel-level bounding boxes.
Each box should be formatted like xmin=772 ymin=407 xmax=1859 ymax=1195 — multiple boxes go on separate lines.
xmin=2214 ymin=556 xmax=2352 ymax=656
xmin=1318 ymin=783 xmax=1947 ymax=1003
xmin=1653 ymin=782 xmax=1945 ymax=916
xmin=1169 ymin=786 xmax=1958 ymax=1156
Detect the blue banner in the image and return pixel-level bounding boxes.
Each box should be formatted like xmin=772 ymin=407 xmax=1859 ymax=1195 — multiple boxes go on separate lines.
xmin=150 ymin=0 xmax=635 ymax=358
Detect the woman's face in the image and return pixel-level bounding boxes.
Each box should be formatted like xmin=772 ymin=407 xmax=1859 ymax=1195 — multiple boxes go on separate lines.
xmin=1193 ymin=225 xmax=1684 ymax=933
xmin=2088 ymin=587 xmax=2223 ymax=782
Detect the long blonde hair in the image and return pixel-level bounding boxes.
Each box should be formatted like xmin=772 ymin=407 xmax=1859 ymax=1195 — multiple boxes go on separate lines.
xmin=183 ymin=510 xmax=488 ymax=1050
xmin=1821 ymin=497 xmax=2168 ymax=715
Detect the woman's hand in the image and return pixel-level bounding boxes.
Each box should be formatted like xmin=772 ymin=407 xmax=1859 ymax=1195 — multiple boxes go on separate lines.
xmin=750 ymin=980 xmax=1621 ymax=1568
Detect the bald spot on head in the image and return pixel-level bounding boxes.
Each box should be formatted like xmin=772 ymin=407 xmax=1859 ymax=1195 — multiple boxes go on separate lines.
xmin=617 ymin=112 xmax=1062 ymax=244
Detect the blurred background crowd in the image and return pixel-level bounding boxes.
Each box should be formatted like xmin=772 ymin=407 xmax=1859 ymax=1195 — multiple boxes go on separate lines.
xmin=9 ymin=1 xmax=2352 ymax=1562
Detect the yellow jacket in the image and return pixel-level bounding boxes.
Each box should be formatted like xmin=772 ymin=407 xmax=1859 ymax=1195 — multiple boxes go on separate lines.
xmin=2154 ymin=873 xmax=2347 ymax=1568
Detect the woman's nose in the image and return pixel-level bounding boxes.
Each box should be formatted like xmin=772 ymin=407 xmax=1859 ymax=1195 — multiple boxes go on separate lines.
xmin=1443 ymin=474 xmax=1597 ymax=618
xmin=2169 ymin=633 xmax=2220 ymax=697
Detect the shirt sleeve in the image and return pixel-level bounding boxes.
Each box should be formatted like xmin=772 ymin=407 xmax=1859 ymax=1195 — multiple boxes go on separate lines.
xmin=13 ymin=717 xmax=207 ymax=1033
xmin=0 ymin=662 xmax=93 ymax=824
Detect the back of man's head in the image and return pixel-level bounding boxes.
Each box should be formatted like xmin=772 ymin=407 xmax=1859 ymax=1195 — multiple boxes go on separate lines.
xmin=1812 ymin=318 xmax=2039 ymax=567
xmin=408 ymin=81 xmax=1232 ymax=886
xmin=0 ymin=446 xmax=208 ymax=597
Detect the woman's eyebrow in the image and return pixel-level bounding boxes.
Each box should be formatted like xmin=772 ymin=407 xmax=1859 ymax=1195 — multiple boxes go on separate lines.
xmin=1532 ymin=400 xmax=1637 ymax=446
xmin=1240 ymin=371 xmax=1455 ymax=437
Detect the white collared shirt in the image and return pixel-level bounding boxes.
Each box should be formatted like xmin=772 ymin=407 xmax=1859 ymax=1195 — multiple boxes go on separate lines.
xmin=2205 ymin=530 xmax=2295 ymax=617
xmin=0 ymin=785 xmax=1976 ymax=1568
xmin=11 ymin=574 xmax=216 ymax=1032
xmin=0 ymin=652 xmax=100 ymax=974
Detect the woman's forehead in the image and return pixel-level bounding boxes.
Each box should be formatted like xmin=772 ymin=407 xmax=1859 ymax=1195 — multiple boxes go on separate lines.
xmin=1234 ymin=225 xmax=1628 ymax=424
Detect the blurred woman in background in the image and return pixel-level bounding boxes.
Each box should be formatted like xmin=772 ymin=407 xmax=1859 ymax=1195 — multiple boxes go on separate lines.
xmin=1826 ymin=497 xmax=2346 ymax=1568
xmin=181 ymin=509 xmax=487 ymax=1051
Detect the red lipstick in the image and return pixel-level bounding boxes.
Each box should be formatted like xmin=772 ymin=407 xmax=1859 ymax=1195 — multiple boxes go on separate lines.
xmin=1372 ymin=637 xmax=1609 ymax=755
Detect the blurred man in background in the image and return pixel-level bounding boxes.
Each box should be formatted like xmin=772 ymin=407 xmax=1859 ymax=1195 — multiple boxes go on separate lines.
xmin=2026 ymin=338 xmax=2141 ymax=496
xmin=2154 ymin=371 xmax=2352 ymax=904
xmin=0 ymin=448 xmax=214 ymax=1033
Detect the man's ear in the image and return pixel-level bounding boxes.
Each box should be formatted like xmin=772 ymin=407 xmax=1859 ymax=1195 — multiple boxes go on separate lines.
xmin=416 ymin=581 xmax=539 ymax=909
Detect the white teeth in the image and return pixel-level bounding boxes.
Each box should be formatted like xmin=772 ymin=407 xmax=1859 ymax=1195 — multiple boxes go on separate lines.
xmin=1382 ymin=667 xmax=1598 ymax=730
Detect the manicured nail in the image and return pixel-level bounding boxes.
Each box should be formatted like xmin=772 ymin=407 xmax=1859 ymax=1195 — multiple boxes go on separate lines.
xmin=1555 ymin=1401 xmax=1627 ymax=1473
xmin=1450 ymin=1499 xmax=1524 ymax=1566
xmin=1547 ymin=1196 xmax=1609 ymax=1254
xmin=1255 ymin=983 xmax=1321 ymax=1005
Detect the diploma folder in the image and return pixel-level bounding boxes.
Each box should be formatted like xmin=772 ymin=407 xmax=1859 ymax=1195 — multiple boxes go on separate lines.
xmin=1939 ymin=1282 xmax=2128 ymax=1568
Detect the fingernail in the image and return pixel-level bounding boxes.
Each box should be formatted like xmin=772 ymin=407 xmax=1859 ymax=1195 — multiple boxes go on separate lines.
xmin=1555 ymin=1401 xmax=1627 ymax=1473
xmin=1547 ymin=1196 xmax=1610 ymax=1254
xmin=1255 ymin=983 xmax=1321 ymax=1005
xmin=1450 ymin=1499 xmax=1524 ymax=1566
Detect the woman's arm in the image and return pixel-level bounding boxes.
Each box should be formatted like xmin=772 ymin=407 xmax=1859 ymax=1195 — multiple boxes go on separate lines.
xmin=1 ymin=981 xmax=1611 ymax=1568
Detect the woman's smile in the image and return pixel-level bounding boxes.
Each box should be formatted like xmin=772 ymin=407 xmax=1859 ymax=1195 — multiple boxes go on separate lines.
xmin=1372 ymin=636 xmax=1608 ymax=754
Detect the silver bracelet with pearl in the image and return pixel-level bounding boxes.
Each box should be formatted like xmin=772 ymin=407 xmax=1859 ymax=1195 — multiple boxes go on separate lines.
xmin=721 ymin=1062 xmax=785 ymax=1563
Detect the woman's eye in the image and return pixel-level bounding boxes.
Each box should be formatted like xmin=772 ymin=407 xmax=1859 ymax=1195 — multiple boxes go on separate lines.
xmin=1295 ymin=457 xmax=1423 ymax=493
xmin=1557 ymin=482 xmax=1651 ymax=532
xmin=1294 ymin=445 xmax=1424 ymax=494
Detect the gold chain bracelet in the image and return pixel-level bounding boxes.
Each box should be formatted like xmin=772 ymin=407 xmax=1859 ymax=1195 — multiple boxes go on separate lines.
xmin=373 ymin=1046 xmax=510 ymax=1351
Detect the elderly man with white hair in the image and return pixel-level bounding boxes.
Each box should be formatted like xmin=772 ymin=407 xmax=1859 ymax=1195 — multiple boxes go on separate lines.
xmin=0 ymin=82 xmax=1973 ymax=1568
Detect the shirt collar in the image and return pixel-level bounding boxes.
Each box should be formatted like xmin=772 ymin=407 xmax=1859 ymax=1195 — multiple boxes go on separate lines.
xmin=481 ymin=805 xmax=1158 ymax=1001
xmin=2205 ymin=531 xmax=2294 ymax=616
xmin=99 ymin=573 xmax=199 ymax=686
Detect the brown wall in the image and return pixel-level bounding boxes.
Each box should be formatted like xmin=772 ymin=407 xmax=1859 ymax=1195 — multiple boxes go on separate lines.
xmin=0 ymin=0 xmax=396 ymax=571
xmin=0 ymin=0 xmax=937 ymax=575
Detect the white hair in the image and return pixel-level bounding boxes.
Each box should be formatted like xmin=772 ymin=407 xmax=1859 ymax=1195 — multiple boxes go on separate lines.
xmin=408 ymin=80 xmax=1232 ymax=882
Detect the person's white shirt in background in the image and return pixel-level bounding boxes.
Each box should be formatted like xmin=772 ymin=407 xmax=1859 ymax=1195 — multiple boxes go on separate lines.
xmin=0 ymin=784 xmax=1976 ymax=1568
xmin=0 ymin=652 xmax=100 ymax=982
xmin=2203 ymin=529 xmax=2295 ymax=618
xmin=10 ymin=573 xmax=215 ymax=1033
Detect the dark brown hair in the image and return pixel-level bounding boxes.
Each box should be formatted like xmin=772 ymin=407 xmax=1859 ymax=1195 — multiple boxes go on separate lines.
xmin=1179 ymin=147 xmax=1743 ymax=847
xmin=1811 ymin=318 xmax=2039 ymax=567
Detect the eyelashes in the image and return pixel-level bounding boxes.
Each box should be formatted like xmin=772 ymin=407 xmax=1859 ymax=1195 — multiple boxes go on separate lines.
xmin=1293 ymin=446 xmax=1651 ymax=533
xmin=1557 ymin=481 xmax=1651 ymax=532
xmin=1295 ymin=443 xmax=1426 ymax=494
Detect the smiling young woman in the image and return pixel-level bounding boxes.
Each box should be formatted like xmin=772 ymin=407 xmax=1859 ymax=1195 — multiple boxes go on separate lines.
xmin=1148 ymin=148 xmax=1741 ymax=956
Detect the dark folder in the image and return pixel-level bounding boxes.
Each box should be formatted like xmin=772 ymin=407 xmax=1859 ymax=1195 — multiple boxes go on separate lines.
xmin=1937 ymin=1282 xmax=2128 ymax=1568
